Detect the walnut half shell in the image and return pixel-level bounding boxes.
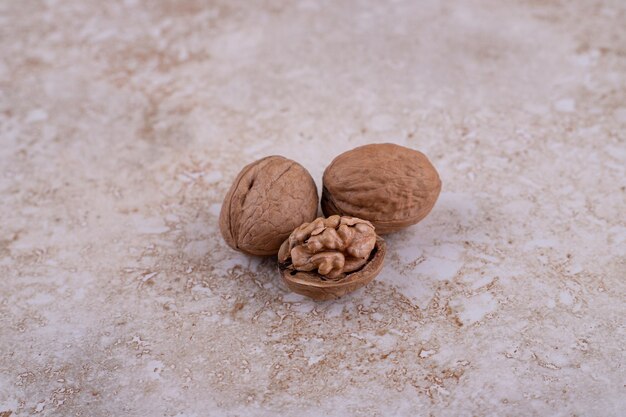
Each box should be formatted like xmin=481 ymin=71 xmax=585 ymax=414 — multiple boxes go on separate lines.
xmin=278 ymin=215 xmax=386 ymax=300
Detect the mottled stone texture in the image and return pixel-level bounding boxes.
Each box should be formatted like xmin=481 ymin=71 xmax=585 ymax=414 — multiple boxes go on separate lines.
xmin=1 ymin=1 xmax=625 ymax=416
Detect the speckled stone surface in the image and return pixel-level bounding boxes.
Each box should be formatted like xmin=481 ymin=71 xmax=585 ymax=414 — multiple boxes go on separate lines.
xmin=1 ymin=1 xmax=625 ymax=416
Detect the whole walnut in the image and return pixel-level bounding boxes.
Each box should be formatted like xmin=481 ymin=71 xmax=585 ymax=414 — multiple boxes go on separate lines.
xmin=278 ymin=215 xmax=386 ymax=300
xmin=321 ymin=143 xmax=441 ymax=234
xmin=219 ymin=156 xmax=318 ymax=256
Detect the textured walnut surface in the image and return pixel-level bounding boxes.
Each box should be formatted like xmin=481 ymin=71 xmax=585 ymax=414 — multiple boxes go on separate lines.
xmin=279 ymin=235 xmax=386 ymax=301
xmin=278 ymin=216 xmax=377 ymax=279
xmin=2 ymin=1 xmax=625 ymax=416
xmin=322 ymin=143 xmax=442 ymax=234
xmin=219 ymin=155 xmax=318 ymax=256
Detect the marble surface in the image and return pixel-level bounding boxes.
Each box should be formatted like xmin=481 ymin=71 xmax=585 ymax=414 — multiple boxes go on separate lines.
xmin=1 ymin=1 xmax=625 ymax=416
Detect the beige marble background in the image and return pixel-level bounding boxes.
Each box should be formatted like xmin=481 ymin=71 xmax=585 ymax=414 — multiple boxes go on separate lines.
xmin=1 ymin=0 xmax=625 ymax=416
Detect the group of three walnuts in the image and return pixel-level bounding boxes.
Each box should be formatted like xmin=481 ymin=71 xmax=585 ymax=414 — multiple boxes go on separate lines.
xmin=219 ymin=143 xmax=441 ymax=300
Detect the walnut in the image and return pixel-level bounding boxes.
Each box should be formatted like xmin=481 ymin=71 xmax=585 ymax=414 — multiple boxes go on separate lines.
xmin=278 ymin=215 xmax=386 ymax=300
xmin=321 ymin=143 xmax=441 ymax=234
xmin=219 ymin=156 xmax=318 ymax=256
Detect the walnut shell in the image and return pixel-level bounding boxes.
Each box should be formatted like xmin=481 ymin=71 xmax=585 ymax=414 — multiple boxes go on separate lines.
xmin=278 ymin=215 xmax=386 ymax=300
xmin=321 ymin=143 xmax=441 ymax=234
xmin=219 ymin=156 xmax=318 ymax=256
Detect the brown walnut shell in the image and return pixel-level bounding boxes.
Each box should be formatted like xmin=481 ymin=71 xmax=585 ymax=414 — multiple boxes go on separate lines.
xmin=321 ymin=143 xmax=441 ymax=234
xmin=278 ymin=216 xmax=386 ymax=300
xmin=219 ymin=155 xmax=318 ymax=256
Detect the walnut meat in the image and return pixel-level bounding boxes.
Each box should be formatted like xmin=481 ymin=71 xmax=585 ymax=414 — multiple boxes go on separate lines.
xmin=219 ymin=156 xmax=318 ymax=256
xmin=278 ymin=215 xmax=386 ymax=300
xmin=321 ymin=143 xmax=441 ymax=234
